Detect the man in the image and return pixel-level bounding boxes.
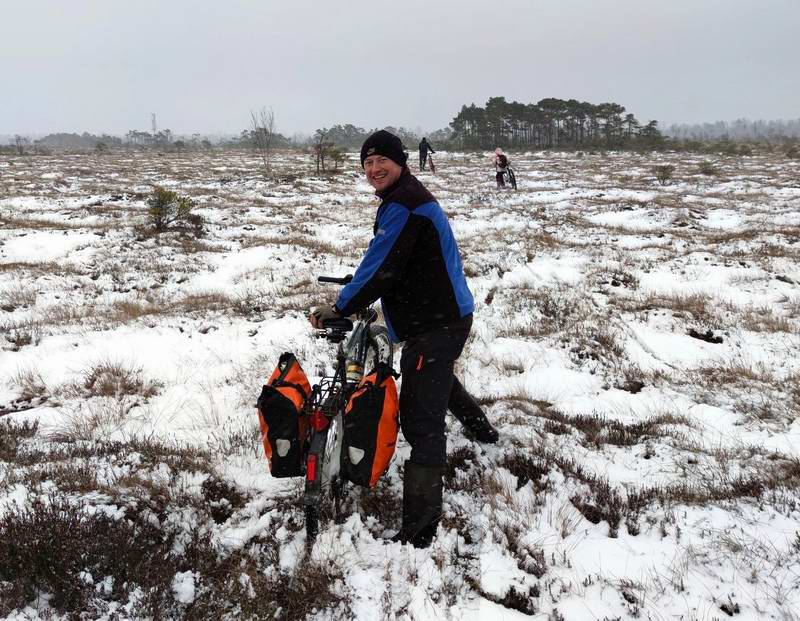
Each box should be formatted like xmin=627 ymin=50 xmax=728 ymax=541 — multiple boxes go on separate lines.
xmin=418 ymin=137 xmax=435 ymax=171
xmin=309 ymin=130 xmax=498 ymax=548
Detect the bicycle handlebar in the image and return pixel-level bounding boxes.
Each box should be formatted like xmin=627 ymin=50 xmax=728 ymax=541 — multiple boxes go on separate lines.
xmin=318 ymin=275 xmax=353 ymax=285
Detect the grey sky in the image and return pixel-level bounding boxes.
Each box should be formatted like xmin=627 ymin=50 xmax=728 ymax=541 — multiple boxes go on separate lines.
xmin=2 ymin=0 xmax=798 ymax=137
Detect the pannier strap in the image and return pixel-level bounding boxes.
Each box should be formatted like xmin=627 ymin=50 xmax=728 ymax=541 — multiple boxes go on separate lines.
xmin=371 ymin=362 xmax=399 ymax=385
xmin=272 ymin=380 xmax=309 ymax=400
xmin=272 ymin=352 xmax=310 ymax=399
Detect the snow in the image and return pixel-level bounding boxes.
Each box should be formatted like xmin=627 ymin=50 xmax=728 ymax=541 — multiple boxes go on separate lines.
xmin=0 ymin=230 xmax=97 ymax=263
xmin=171 ymin=571 xmax=197 ymax=604
xmin=1 ymin=149 xmax=799 ymax=620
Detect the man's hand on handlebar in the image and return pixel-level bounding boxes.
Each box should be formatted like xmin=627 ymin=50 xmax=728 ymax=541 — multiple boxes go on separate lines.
xmin=309 ymin=305 xmax=342 ymax=329
xmin=310 ymin=276 xmax=354 ymax=328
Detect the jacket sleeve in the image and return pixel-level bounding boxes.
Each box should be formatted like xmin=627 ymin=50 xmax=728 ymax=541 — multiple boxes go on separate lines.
xmin=334 ymin=203 xmax=419 ymax=316
xmin=429 ymin=143 xmax=435 ymax=153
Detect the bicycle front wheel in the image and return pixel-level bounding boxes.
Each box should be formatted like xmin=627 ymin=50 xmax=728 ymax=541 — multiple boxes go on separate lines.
xmin=366 ymin=324 xmax=394 ymax=372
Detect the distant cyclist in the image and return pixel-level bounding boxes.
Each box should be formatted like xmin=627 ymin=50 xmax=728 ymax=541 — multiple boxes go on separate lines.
xmin=493 ymin=147 xmax=509 ymax=188
xmin=418 ymin=137 xmax=435 ymax=171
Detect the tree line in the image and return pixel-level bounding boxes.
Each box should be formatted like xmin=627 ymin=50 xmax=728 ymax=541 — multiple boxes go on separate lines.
xmin=9 ymin=104 xmax=800 ymax=157
xmin=447 ymin=97 xmax=663 ymax=150
xmin=302 ymin=98 xmax=669 ymax=152
xmin=666 ymin=118 xmax=800 ymax=142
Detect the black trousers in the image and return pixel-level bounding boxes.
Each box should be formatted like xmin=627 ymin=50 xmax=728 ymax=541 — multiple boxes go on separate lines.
xmin=496 ymin=171 xmax=505 ymax=187
xmin=399 ymin=316 xmax=472 ymax=466
xmin=419 ymin=152 xmax=428 ymax=170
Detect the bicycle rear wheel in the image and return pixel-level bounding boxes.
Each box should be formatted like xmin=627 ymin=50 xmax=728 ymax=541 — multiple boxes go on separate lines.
xmin=305 ymin=504 xmax=320 ymax=544
xmin=305 ymin=477 xmax=342 ymax=544
xmin=508 ymin=168 xmax=517 ymax=190
xmin=304 ymin=414 xmax=344 ymax=546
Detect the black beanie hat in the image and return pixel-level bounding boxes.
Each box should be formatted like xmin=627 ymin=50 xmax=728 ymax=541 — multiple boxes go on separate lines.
xmin=360 ymin=130 xmax=408 ymax=168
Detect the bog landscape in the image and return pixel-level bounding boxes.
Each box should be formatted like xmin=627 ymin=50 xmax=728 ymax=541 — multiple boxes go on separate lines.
xmin=1 ymin=145 xmax=799 ymax=619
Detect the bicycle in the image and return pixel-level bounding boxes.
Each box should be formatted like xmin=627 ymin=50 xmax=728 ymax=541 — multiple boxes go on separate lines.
xmin=427 ymin=154 xmax=436 ymax=174
xmin=504 ymin=167 xmax=517 ymax=190
xmin=302 ymin=274 xmax=394 ymax=545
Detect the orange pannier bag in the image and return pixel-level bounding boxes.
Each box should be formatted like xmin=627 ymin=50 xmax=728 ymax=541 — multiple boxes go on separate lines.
xmin=256 ymin=352 xmax=311 ymax=478
xmin=341 ymin=363 xmax=399 ymax=487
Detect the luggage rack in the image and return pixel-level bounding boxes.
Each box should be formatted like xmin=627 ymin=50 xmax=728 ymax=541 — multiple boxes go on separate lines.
xmin=305 ymin=375 xmax=350 ymax=421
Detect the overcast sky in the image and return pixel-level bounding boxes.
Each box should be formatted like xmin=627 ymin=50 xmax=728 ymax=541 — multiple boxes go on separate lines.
xmin=2 ymin=0 xmax=798 ymax=137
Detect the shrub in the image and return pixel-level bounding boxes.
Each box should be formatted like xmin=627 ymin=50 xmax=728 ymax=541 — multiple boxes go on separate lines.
xmin=653 ymin=165 xmax=674 ymax=186
xmin=697 ymin=160 xmax=718 ymax=175
xmin=0 ymin=419 xmax=39 ymax=462
xmin=0 ymin=496 xmax=174 ymax=613
xmin=786 ymin=146 xmax=799 ymax=159
xmin=0 ymin=494 xmax=338 ymax=620
xmin=329 ymin=146 xmax=347 ymax=171
xmin=77 ymin=359 xmax=161 ymax=399
xmin=146 ymin=186 xmax=201 ymax=234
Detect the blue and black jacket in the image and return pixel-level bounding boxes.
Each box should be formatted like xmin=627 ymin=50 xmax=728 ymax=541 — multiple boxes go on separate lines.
xmin=334 ymin=168 xmax=474 ymax=342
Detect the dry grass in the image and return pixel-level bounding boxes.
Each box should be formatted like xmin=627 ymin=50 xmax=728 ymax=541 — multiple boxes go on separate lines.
xmin=706 ymin=228 xmax=761 ymax=245
xmin=735 ymin=304 xmax=795 ymax=333
xmin=10 ymin=367 xmax=49 ymax=401
xmin=616 ymin=291 xmax=717 ymax=323
xmin=535 ymin=408 xmax=691 ymax=448
xmin=62 ymin=359 xmax=161 ymax=400
xmin=239 ymin=234 xmax=346 ymax=255
xmin=495 ymin=283 xmax=594 ymax=338
xmin=690 ymin=359 xmax=776 ymax=386
xmin=0 ymin=216 xmax=110 ymax=231
xmin=564 ymin=321 xmax=626 ymax=368
xmin=685 ymin=358 xmax=799 ymax=425
xmin=0 ymin=260 xmax=75 ymax=275
xmin=0 ymin=285 xmax=37 ymax=311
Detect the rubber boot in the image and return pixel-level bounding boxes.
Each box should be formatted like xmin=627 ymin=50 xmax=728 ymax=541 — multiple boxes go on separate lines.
xmin=392 ymin=461 xmax=444 ymax=548
xmin=449 ymin=379 xmax=499 ymax=444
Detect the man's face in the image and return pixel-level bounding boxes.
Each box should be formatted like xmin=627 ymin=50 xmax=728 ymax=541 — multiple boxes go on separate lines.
xmin=363 ymin=155 xmax=402 ymax=193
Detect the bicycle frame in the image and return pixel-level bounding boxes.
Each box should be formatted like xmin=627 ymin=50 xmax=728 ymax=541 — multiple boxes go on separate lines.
xmin=302 ymin=277 xmax=386 ymax=542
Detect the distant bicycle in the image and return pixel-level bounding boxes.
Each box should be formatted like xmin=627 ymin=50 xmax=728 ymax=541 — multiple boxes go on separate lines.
xmin=427 ymin=154 xmax=436 ymax=174
xmin=504 ymin=167 xmax=517 ymax=190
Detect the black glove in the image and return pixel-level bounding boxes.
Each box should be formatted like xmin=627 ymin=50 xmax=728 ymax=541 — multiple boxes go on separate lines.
xmin=310 ymin=306 xmax=341 ymax=329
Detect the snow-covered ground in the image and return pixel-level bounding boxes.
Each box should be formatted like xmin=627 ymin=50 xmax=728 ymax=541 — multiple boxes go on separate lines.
xmin=1 ymin=149 xmax=799 ymax=620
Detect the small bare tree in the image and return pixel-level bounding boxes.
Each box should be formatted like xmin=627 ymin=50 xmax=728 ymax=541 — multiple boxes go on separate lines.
xmin=653 ymin=164 xmax=675 ymax=186
xmin=312 ymin=128 xmax=334 ymax=173
xmin=250 ymin=107 xmax=276 ymax=176
xmin=13 ymin=135 xmax=28 ymax=155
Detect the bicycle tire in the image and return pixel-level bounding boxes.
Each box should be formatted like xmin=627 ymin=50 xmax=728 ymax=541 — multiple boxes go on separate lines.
xmin=304 ymin=405 xmax=347 ymax=545
xmin=305 ymin=476 xmax=342 ymax=545
xmin=305 ymin=505 xmax=319 ymax=544
xmin=508 ymin=168 xmax=517 ymax=190
xmin=304 ymin=476 xmax=344 ymax=546
xmin=366 ymin=324 xmax=394 ymax=371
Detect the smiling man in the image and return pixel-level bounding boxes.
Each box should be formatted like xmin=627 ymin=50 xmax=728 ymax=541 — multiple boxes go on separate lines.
xmin=309 ymin=129 xmax=499 ymax=548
